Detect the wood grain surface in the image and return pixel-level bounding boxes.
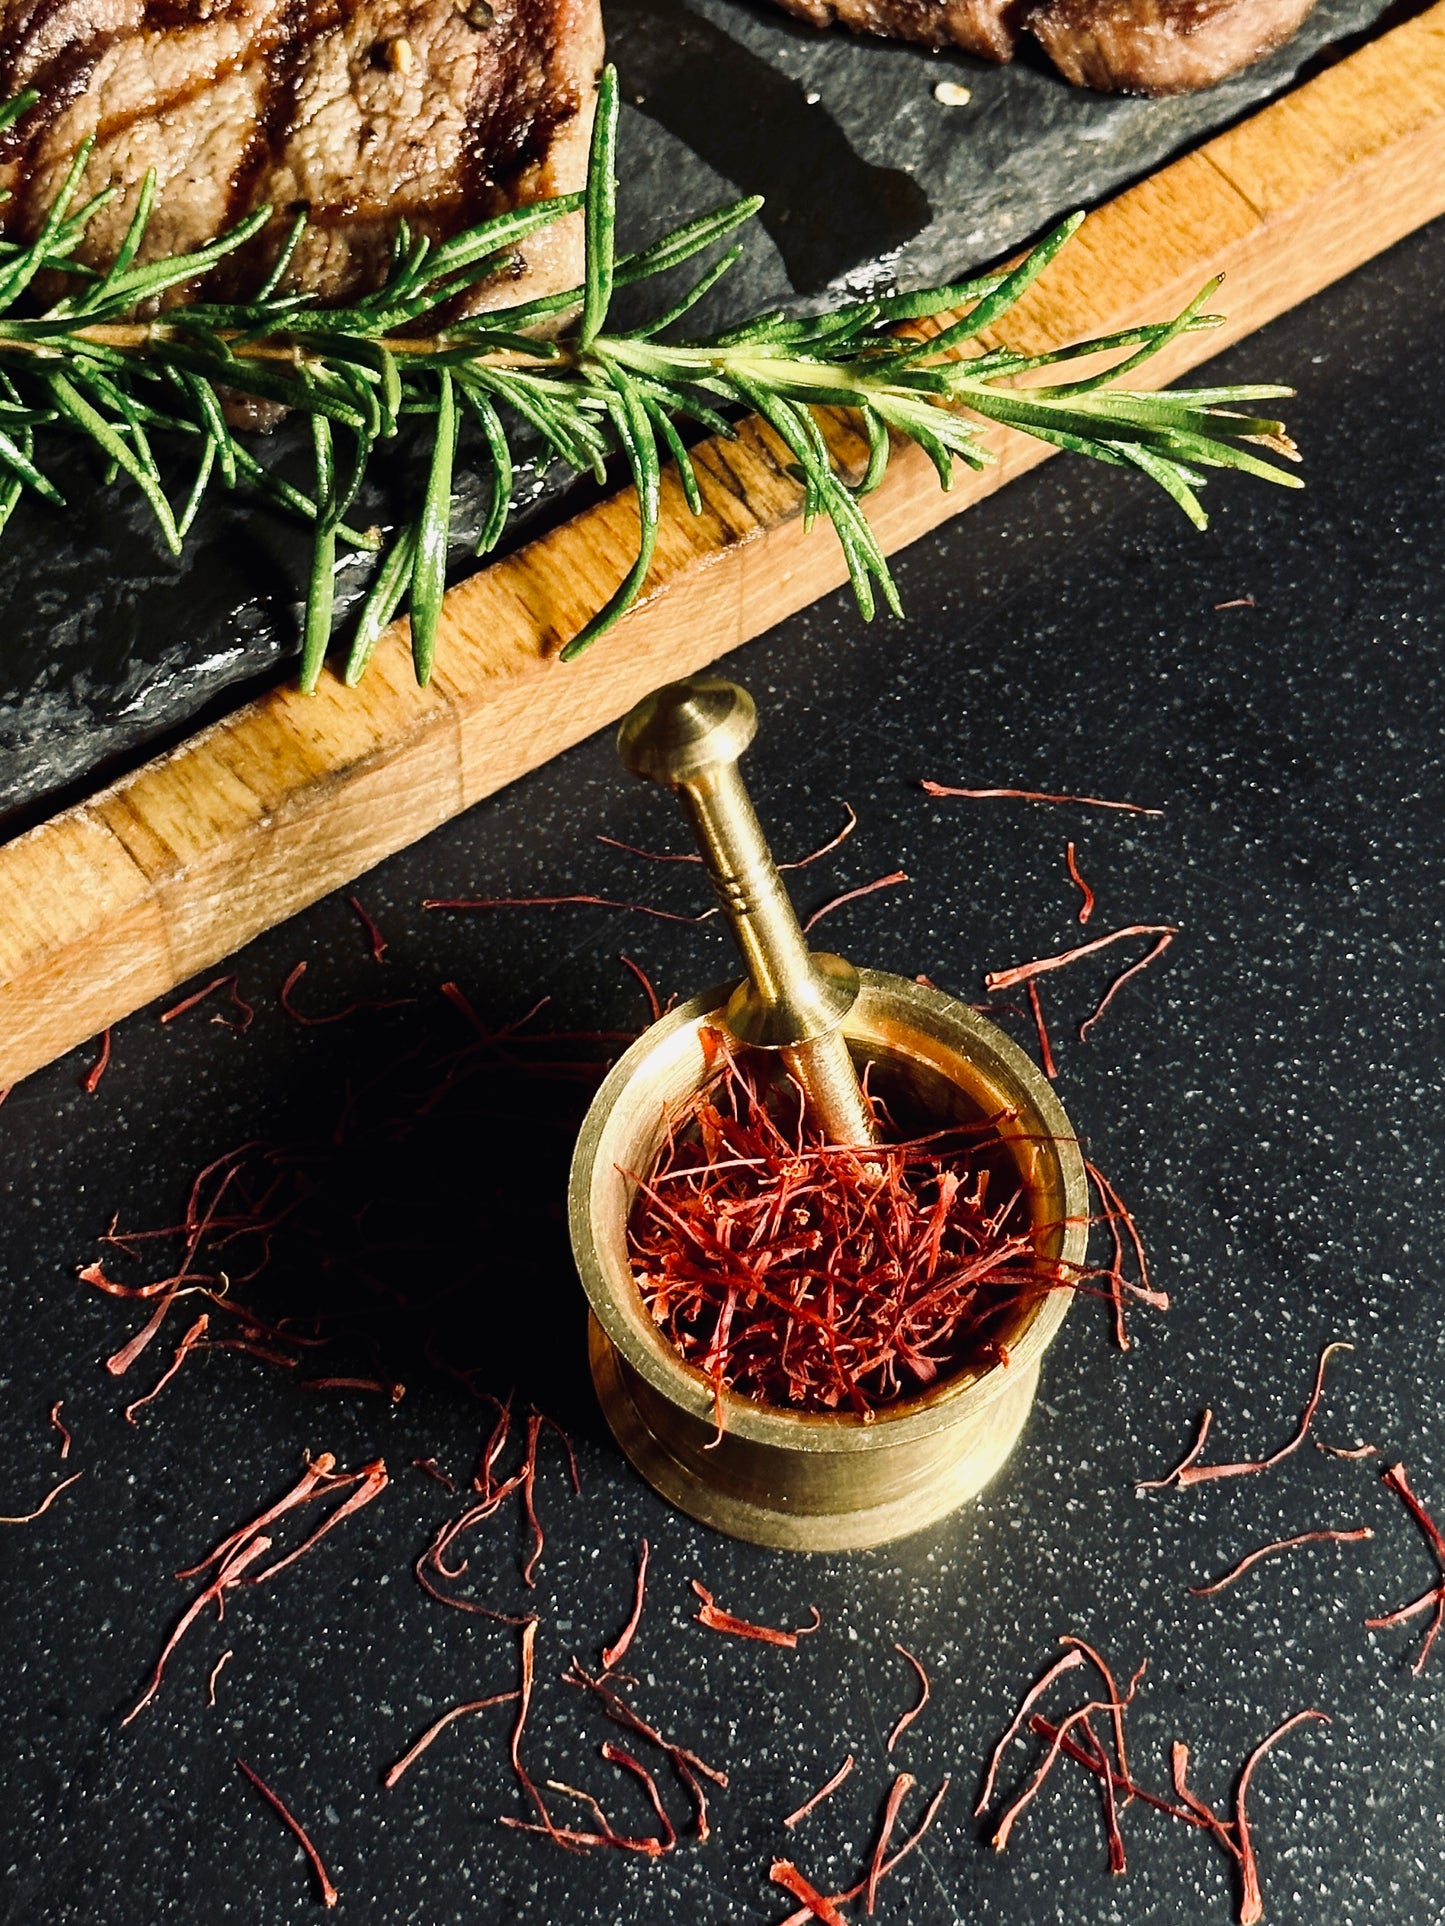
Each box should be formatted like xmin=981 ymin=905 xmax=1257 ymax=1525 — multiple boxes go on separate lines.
xmin=3 ymin=0 xmax=1444 ymax=1087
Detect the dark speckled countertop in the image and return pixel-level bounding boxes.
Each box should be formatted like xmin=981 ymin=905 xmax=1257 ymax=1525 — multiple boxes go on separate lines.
xmin=2 ymin=207 xmax=1444 ymax=1926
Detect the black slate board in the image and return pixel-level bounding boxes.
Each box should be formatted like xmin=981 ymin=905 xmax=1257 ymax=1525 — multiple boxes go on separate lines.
xmin=0 ymin=0 xmax=1402 ymax=830
xmin=2 ymin=204 xmax=1444 ymax=1925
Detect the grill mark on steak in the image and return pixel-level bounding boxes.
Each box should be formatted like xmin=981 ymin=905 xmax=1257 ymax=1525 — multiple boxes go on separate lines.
xmin=765 ymin=0 xmax=1027 ymax=59
xmin=0 ymin=0 xmax=600 ymax=308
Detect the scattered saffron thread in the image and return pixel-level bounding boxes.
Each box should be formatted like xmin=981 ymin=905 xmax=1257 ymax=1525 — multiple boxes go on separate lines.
xmin=279 ymin=959 xmax=415 ymax=1026
xmin=123 ymin=1312 xmax=209 ymax=1422
xmin=1317 ymin=1440 xmax=1378 ymax=1461
xmin=301 ymin=1375 xmax=406 ymax=1400
xmin=1365 ymin=1462 xmax=1445 ymax=1675
xmin=770 ymin=1861 xmax=849 ymax=1926
xmin=236 ymin=1757 xmax=339 ymax=1910
xmin=348 ymin=894 xmax=389 ymax=962
xmin=985 ymin=925 xmax=1178 ymax=995
xmin=866 ymin=1772 xmax=915 ymax=1914
xmin=886 ymin=1643 xmax=930 ymax=1752
xmin=411 ymin=1457 xmax=458 ymax=1492
xmin=1026 ymin=981 xmax=1058 ymax=1081
xmin=207 ymin=1649 xmax=233 ymax=1705
xmin=802 ymin=870 xmax=909 ymax=934
xmin=0 ymin=1469 xmax=84 ymax=1526
xmin=562 ymin=1659 xmax=727 ymax=1843
xmin=775 ymin=1779 xmax=951 ymax=1926
xmin=619 ymin=954 xmax=662 ymax=1026
xmin=1138 ymin=1342 xmax=1353 ymax=1491
xmin=601 ymin=1539 xmax=649 ymax=1671
xmin=1189 ymin=1527 xmax=1374 ymax=1597
xmin=49 ymin=1401 xmax=72 ymax=1459
xmin=599 ymin=804 xmax=858 ymax=872
xmin=422 ymin=892 xmax=717 ymax=924
xmin=920 ymin=780 xmax=1163 ymax=816
xmin=691 ymin=1580 xmax=820 ymax=1648
xmin=81 ymin=1028 xmax=112 ymax=1094
xmin=159 ymin=974 xmax=255 ymax=1031
xmin=1066 ymin=843 xmax=1095 ymax=923
xmin=976 ymin=1648 xmax=1087 ymax=1815
xmin=1078 ymin=932 xmax=1176 ymax=1043
xmin=384 ymin=1690 xmax=521 ymax=1788
xmin=1214 ymin=596 xmax=1257 ymax=610
xmin=784 ymin=1754 xmax=855 ymax=1829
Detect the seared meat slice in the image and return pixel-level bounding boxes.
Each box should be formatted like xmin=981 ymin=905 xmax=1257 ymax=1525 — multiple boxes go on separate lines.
xmin=766 ymin=0 xmax=1026 ymax=62
xmin=1026 ymin=0 xmax=1321 ymax=94
xmin=0 ymin=0 xmax=603 ymax=307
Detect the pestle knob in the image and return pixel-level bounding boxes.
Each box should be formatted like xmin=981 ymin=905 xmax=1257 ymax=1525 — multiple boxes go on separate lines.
xmin=617 ymin=675 xmax=876 ymax=1148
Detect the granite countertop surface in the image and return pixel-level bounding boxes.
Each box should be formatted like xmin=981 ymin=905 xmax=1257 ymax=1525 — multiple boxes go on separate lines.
xmin=2 ymin=201 xmax=1443 ymax=1924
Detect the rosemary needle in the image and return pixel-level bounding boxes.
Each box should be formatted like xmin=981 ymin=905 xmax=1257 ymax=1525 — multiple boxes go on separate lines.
xmin=0 ymin=69 xmax=1301 ymax=690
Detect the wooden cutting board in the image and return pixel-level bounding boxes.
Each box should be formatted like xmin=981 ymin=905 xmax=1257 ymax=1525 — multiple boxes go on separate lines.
xmin=3 ymin=0 xmax=1445 ymax=1088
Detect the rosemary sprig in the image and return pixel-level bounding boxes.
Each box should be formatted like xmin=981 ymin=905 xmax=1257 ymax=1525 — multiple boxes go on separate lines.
xmin=0 ymin=69 xmax=1300 ymax=691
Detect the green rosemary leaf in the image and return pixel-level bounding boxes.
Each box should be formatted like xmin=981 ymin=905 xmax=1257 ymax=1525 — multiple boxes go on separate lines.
xmin=45 ymin=367 xmax=179 ymax=550
xmin=300 ymin=521 xmax=338 ymax=693
xmin=421 ymin=191 xmax=584 ymax=287
xmin=1116 ymin=443 xmax=1210 ymax=527
xmin=89 ymin=168 xmax=156 ymax=299
xmin=559 ymin=367 xmax=658 ymax=661
xmin=0 ymin=138 xmax=95 ymax=310
xmin=0 ymin=89 xmax=38 ymax=137
xmin=856 ymin=407 xmax=890 ymax=497
xmin=643 ymin=394 xmax=701 ymax=515
xmin=457 ymin=384 xmax=513 ymax=554
xmin=229 ymin=441 xmax=377 ymax=547
xmin=579 ymin=64 xmax=620 ymax=352
xmin=614 ymin=195 xmax=762 ymax=290
xmin=177 ymin=433 xmax=218 ymax=537
xmin=896 ymin=211 xmax=1085 ymax=365
xmin=346 ymin=521 xmax=417 ymax=685
xmin=73 ymin=205 xmax=273 ymax=316
xmin=409 ymin=368 xmax=458 ymax=685
xmin=177 ymin=370 xmax=238 ymax=486
xmin=0 ymin=422 xmax=62 ymax=502
xmin=619 ymin=244 xmax=744 ymax=341
xmin=253 ymin=209 xmax=309 ymax=303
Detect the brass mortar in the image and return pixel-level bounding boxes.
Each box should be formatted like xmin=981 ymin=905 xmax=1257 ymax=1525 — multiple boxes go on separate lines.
xmin=569 ymin=969 xmax=1088 ymax=1552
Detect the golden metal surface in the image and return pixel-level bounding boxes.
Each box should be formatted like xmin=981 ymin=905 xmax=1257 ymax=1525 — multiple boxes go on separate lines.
xmin=616 ymin=676 xmax=875 ymax=1147
xmin=569 ymin=971 xmax=1089 ymax=1552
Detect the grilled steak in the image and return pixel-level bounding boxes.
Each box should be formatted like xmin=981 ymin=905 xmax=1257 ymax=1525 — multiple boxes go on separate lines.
xmin=766 ymin=0 xmax=1025 ymax=62
xmin=1027 ymin=0 xmax=1321 ymax=93
xmin=763 ymin=0 xmax=1321 ymax=91
xmin=0 ymin=0 xmax=603 ymax=306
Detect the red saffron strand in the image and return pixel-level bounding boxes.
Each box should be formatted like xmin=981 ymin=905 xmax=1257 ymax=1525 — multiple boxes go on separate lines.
xmin=769 ymin=1861 xmax=850 ymax=1926
xmin=886 ymin=1643 xmax=931 ymax=1752
xmin=422 ymin=892 xmax=717 ymax=924
xmin=1065 ymin=842 xmax=1095 ymax=923
xmin=1078 ymin=931 xmax=1175 ymax=1043
xmin=562 ymin=1659 xmax=727 ymax=1843
xmin=599 ymin=803 xmax=857 ymax=872
xmin=235 ymin=1757 xmax=339 ymax=1910
xmin=1317 ymin=1440 xmax=1379 ymax=1460
xmin=300 ymin=1375 xmax=406 ymax=1400
xmin=411 ymin=1457 xmax=458 ymax=1493
xmin=159 ymin=974 xmax=255 ymax=1032
xmin=784 ymin=1754 xmax=855 ymax=1829
xmin=777 ymin=1780 xmax=952 ymax=1926
xmin=1076 ymin=1715 xmax=1127 ymax=1875
xmin=602 ymin=1539 xmax=650 ymax=1671
xmin=802 ymin=869 xmax=909 ymax=934
xmin=348 ymin=894 xmax=388 ymax=963
xmin=1137 ymin=1408 xmax=1214 ymax=1492
xmin=123 ymin=1533 xmax=274 ymax=1724
xmin=991 ymin=1695 xmax=1132 ymax=1853
xmin=81 ymin=1028 xmax=112 ymax=1094
xmin=49 ymin=1401 xmax=72 ymax=1459
xmin=976 ymin=1647 xmax=1086 ymax=1814
xmin=690 ymin=1579 xmax=818 ymax=1648
xmin=384 ymin=1690 xmax=521 ymax=1789
xmin=600 ymin=1743 xmax=678 ymax=1851
xmin=1026 ymin=981 xmax=1058 ymax=1081
xmin=985 ymin=924 xmax=1178 ymax=995
xmin=279 ymin=959 xmax=414 ymax=1026
xmin=866 ymin=1772 xmax=915 ymax=1915
xmin=0 ymin=1469 xmax=84 ymax=1526
xmin=207 ymin=1649 xmax=233 ymax=1705
xmin=1189 ymin=1527 xmax=1374 ymax=1597
xmin=1365 ymin=1462 xmax=1445 ymax=1675
xmin=510 ymin=1618 xmax=572 ymax=1848
xmin=1031 ymin=1716 xmax=1202 ymax=1830
xmin=920 ymin=780 xmax=1163 ymax=816
xmin=1233 ymin=1711 xmax=1330 ymax=1926
xmin=1061 ymin=1637 xmax=1140 ymax=1803
xmin=1140 ymin=1342 xmax=1353 ymax=1491
xmin=619 ymin=954 xmax=662 ymax=1026
xmin=122 ymin=1312 xmax=209 ymax=1422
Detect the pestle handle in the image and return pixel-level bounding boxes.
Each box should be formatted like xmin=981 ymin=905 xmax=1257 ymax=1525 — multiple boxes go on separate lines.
xmin=617 ymin=676 xmax=876 ymax=1148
